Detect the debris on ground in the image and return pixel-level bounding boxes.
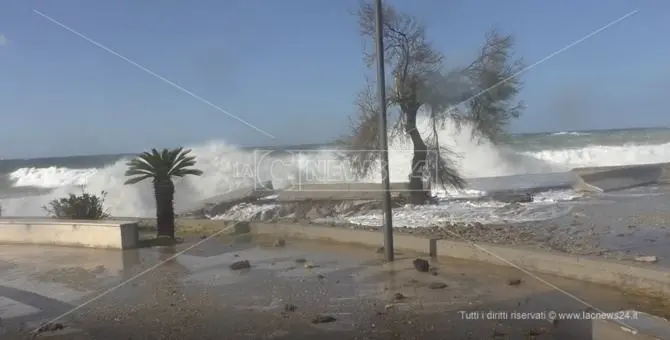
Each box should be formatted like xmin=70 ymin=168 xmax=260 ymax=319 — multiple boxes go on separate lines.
xmin=635 ymin=255 xmax=658 ymax=263
xmin=412 ymin=258 xmax=430 ymax=272
xmin=428 ymin=282 xmax=447 ymax=289
xmin=393 ymin=293 xmax=406 ymax=301
xmin=492 ymin=329 xmax=507 ymax=337
xmin=507 ymin=278 xmax=522 ymax=286
xmin=295 ymin=258 xmax=307 ymax=264
xmin=231 ymin=221 xmax=251 ymax=234
xmin=229 ymin=260 xmax=251 ymax=270
xmin=284 ymin=303 xmax=297 ymax=312
xmin=311 ymin=315 xmax=337 ymax=324
xmin=526 ymin=327 xmax=546 ymax=336
xmin=273 ymin=239 xmax=286 ymax=247
xmin=31 ymin=323 xmax=65 ymax=339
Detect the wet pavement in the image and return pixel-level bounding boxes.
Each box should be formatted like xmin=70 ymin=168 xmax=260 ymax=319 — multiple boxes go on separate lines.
xmin=545 ymin=185 xmax=670 ymax=267
xmin=0 ymin=234 xmax=668 ymax=339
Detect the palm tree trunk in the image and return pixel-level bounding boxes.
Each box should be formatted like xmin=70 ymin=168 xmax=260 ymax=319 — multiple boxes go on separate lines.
xmin=154 ymin=179 xmax=176 ymax=239
xmin=405 ymin=111 xmax=429 ymax=205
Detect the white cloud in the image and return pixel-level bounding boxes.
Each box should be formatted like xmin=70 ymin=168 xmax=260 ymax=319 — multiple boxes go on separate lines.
xmin=0 ymin=34 xmax=8 ymax=46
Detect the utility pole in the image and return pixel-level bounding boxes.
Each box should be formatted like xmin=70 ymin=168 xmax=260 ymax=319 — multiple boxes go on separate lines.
xmin=374 ymin=0 xmax=394 ymax=261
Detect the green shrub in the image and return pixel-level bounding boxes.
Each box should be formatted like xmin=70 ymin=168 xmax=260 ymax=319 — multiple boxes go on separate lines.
xmin=43 ymin=190 xmax=110 ymax=220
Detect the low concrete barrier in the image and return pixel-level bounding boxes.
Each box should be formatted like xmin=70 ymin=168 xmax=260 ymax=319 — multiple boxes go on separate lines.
xmin=0 ymin=219 xmax=139 ymax=249
xmin=464 ymin=172 xmax=597 ymax=195
xmin=250 ymin=222 xmax=670 ymax=297
xmin=572 ymin=162 xmax=670 ymax=192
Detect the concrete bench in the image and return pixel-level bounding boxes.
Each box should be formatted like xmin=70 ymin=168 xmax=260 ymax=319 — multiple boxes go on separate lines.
xmin=0 ymin=219 xmax=139 ymax=249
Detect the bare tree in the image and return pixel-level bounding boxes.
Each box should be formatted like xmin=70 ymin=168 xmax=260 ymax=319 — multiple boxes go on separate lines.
xmin=466 ymin=29 xmax=525 ymax=143
xmin=340 ymin=1 xmax=524 ymax=205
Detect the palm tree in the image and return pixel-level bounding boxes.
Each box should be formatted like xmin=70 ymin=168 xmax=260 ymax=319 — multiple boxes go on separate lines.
xmin=124 ymin=147 xmax=203 ymax=239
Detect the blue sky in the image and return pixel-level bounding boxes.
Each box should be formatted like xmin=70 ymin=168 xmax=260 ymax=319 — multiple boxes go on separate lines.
xmin=0 ymin=0 xmax=667 ymax=158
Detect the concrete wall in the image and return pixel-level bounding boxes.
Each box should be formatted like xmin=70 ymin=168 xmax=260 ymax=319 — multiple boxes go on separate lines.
xmin=572 ymin=162 xmax=670 ymax=192
xmin=0 ymin=219 xmax=139 ymax=249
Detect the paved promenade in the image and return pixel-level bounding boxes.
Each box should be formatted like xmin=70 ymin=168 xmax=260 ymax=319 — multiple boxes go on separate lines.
xmin=0 ymin=236 xmax=666 ymax=339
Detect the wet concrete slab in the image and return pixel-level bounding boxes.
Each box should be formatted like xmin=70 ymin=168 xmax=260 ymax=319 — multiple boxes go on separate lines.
xmin=0 ymin=235 xmax=669 ymax=339
xmin=546 ymin=186 xmax=670 ymax=268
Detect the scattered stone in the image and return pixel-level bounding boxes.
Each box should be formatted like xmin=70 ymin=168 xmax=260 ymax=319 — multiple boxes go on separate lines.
xmin=295 ymin=258 xmax=307 ymax=264
xmin=404 ymin=279 xmax=420 ymax=287
xmin=393 ymin=293 xmax=406 ymax=301
xmin=526 ymin=328 xmax=546 ymax=336
xmin=284 ymin=304 xmax=297 ymax=312
xmin=429 ymin=267 xmax=439 ymax=276
xmin=304 ymin=262 xmax=318 ymax=269
xmin=34 ymin=322 xmax=65 ymax=336
xmin=491 ymin=192 xmax=533 ymax=204
xmin=229 ymin=260 xmax=251 ymax=270
xmin=412 ymin=258 xmax=430 ymax=272
xmin=273 ymin=239 xmax=286 ymax=247
xmin=507 ymin=279 xmax=522 ymax=286
xmin=635 ymin=255 xmax=658 ymax=263
xmin=316 ymin=274 xmax=325 ymax=279
xmin=231 ymin=221 xmax=251 ymax=234
xmin=384 ymin=304 xmax=395 ymax=310
xmin=376 ymin=247 xmax=384 ymax=254
xmin=616 ymin=233 xmax=625 ymax=237
xmin=311 ymin=315 xmax=337 ymax=324
xmin=628 ymin=225 xmax=637 ymax=229
xmin=492 ymin=329 xmax=507 ymax=337
xmin=428 ymin=282 xmax=447 ymax=289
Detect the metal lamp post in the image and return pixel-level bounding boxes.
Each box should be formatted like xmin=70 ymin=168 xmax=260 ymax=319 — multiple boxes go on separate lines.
xmin=374 ymin=0 xmax=394 ymax=262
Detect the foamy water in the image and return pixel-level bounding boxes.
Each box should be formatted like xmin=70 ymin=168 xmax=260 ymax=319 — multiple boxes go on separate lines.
xmin=2 ymin=119 xmax=670 ymax=225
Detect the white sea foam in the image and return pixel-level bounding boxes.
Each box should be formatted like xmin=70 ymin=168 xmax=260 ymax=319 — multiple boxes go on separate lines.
xmin=550 ymin=131 xmax=590 ymax=136
xmin=523 ymin=142 xmax=670 ymax=168
xmin=9 ymin=167 xmax=97 ymax=188
xmin=2 ymin=117 xmax=669 ymax=224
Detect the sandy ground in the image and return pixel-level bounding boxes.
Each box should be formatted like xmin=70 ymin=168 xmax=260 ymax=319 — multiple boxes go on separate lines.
xmin=0 ymin=235 xmax=669 ymax=339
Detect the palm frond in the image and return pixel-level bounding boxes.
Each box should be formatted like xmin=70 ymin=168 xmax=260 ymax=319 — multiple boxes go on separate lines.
xmin=171 ymin=168 xmax=204 ymax=178
xmin=123 ymin=147 xmax=203 ymax=185
xmin=124 ymin=174 xmax=153 ymax=185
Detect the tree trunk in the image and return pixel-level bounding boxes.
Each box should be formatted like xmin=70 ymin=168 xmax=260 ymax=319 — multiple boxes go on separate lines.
xmin=154 ymin=179 xmax=176 ymax=239
xmin=405 ymin=111 xmax=430 ymax=205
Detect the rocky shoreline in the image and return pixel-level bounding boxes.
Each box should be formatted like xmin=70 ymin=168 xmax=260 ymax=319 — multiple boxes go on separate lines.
xmin=178 ymin=180 xmax=535 ymax=223
xmin=171 ymin=181 xmax=665 ymax=264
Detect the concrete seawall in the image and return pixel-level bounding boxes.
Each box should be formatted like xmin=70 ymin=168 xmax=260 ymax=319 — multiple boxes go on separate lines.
xmin=175 ymin=162 xmax=670 ymax=212
xmin=0 ymin=219 xmax=139 ymax=249
xmin=572 ymin=162 xmax=670 ymax=192
xmin=275 ymin=162 xmax=670 ymax=201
